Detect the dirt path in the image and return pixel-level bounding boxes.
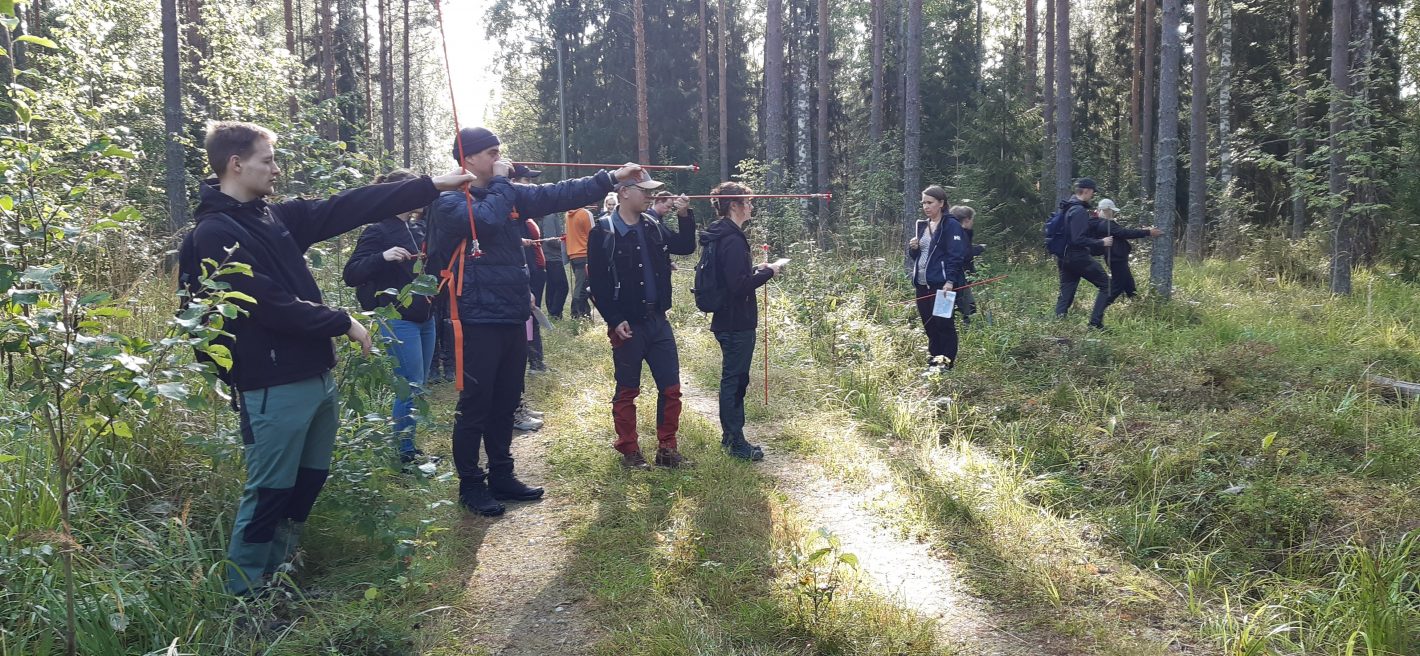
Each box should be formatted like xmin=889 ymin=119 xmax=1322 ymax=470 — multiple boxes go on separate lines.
xmin=679 ymin=380 xmax=1067 ymax=656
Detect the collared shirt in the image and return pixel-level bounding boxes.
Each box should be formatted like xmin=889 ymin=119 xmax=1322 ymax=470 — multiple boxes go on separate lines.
xmin=611 ymin=210 xmax=659 ymax=305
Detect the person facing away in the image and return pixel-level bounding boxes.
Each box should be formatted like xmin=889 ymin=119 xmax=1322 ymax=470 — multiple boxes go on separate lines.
xmin=538 ymin=202 xmax=570 ymax=319
xmin=701 ymin=181 xmax=785 ymax=462
xmin=949 ymin=205 xmax=986 ymax=327
xmin=587 ymin=176 xmax=697 ymax=470
xmin=1052 ymin=177 xmax=1116 ymax=329
xmin=189 ymin=121 xmax=473 ymax=596
xmin=426 ymin=126 xmax=646 ymax=517
xmin=341 ymin=168 xmax=440 ymax=466
xmin=1090 ymin=198 xmax=1162 ymax=303
xmin=565 ymin=203 xmax=595 ymax=319
xmin=906 ymin=185 xmax=967 ymax=369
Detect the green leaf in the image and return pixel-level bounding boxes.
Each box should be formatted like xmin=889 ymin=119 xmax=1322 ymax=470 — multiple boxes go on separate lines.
xmin=155 ymin=382 xmax=189 ymax=401
xmin=14 ymin=97 xmax=31 ymax=125
xmin=101 ymin=145 xmax=136 ymax=159
xmin=90 ymin=307 xmax=131 ymax=318
xmin=223 ymin=291 xmax=256 ymax=304
xmin=0 ymin=265 xmax=17 ymax=295
xmin=0 ymin=454 xmax=17 ymax=464
xmin=204 ymin=344 xmax=233 ymax=371
xmin=111 ymin=421 xmax=133 ymax=439
xmin=7 ymin=289 xmax=38 ymax=305
xmin=15 ymin=35 xmax=57 ymax=49
xmin=1261 ymin=432 xmax=1277 ymax=451
xmin=837 ymin=552 xmax=859 ymax=569
xmin=363 ymin=586 xmax=380 ymax=601
xmin=78 ymin=291 xmax=112 ymax=307
xmin=0 ymin=196 xmax=12 ymax=211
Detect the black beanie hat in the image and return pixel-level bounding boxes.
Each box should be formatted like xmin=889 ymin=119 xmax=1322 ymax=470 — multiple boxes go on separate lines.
xmin=452 ymin=127 xmax=500 ymax=162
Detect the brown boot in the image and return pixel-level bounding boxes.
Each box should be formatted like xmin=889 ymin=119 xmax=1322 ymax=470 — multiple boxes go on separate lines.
xmin=620 ymin=450 xmax=651 ymax=471
xmin=654 ymin=447 xmax=694 ymax=469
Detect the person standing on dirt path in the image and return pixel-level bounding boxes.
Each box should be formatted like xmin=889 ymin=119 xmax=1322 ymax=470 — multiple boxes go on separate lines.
xmin=428 ymin=126 xmax=646 ymax=517
xmin=907 ymin=185 xmax=967 ymax=369
xmin=1052 ymin=178 xmax=1115 ymax=330
xmin=188 ymin=121 xmax=473 ymax=596
xmin=588 ymin=176 xmax=697 ymax=471
xmin=701 ymin=182 xmax=784 ymax=462
xmin=1091 ymin=198 xmax=1163 ymax=304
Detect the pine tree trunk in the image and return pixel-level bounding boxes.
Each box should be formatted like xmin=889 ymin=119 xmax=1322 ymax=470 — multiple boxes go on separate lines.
xmin=633 ymin=0 xmax=650 ymax=163
xmin=717 ymin=0 xmax=729 ymax=181
xmin=162 ymin=0 xmax=188 ymax=230
xmin=975 ymin=0 xmax=984 ymax=92
xmin=402 ymin=0 xmax=411 ymax=167
xmin=1142 ymin=0 xmax=1156 ymax=197
xmin=870 ymin=0 xmax=884 ymax=144
xmin=379 ymin=0 xmax=395 ymax=155
xmin=1328 ymin=0 xmax=1351 ymax=294
xmin=902 ymin=0 xmax=923 ymax=242
xmin=1025 ymin=0 xmax=1037 ymax=103
xmin=1290 ymin=0 xmax=1309 ymax=238
xmin=1218 ymin=0 xmax=1235 ymax=257
xmin=364 ymin=0 xmax=377 ymax=157
xmin=791 ymin=0 xmax=813 ymax=197
xmin=699 ymin=0 xmax=711 ymax=166
xmin=1053 ymin=0 xmax=1072 ymax=202
xmin=1130 ymin=0 xmax=1142 ymax=164
xmin=1351 ymin=0 xmax=1376 ymax=265
xmin=283 ymin=0 xmax=299 ymax=119
xmin=764 ymin=0 xmax=787 ymax=189
xmin=816 ymin=0 xmax=830 ymax=220
xmin=1185 ymin=0 xmax=1207 ymax=261
xmin=1042 ymin=0 xmax=1055 ymax=209
xmin=1149 ymin=0 xmax=1181 ymax=297
xmin=318 ymin=0 xmax=338 ymax=140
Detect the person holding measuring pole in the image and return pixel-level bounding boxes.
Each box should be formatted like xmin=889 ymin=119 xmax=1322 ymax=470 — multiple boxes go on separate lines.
xmin=907 ymin=185 xmax=967 ymax=369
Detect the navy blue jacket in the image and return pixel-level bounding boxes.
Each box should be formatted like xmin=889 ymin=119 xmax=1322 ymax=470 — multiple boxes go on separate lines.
xmin=907 ymin=216 xmax=967 ymax=289
xmin=343 ymin=216 xmax=431 ymax=323
xmin=191 ymin=176 xmax=440 ymax=391
xmin=588 ymin=209 xmax=696 ymax=327
xmin=428 ymin=171 xmax=614 ymax=325
xmin=702 ymin=218 xmax=774 ymax=332
xmin=1061 ymin=198 xmax=1106 ymax=254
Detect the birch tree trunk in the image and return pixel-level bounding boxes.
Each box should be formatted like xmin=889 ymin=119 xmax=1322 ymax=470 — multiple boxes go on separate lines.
xmin=633 ymin=0 xmax=650 ymax=163
xmin=902 ymin=0 xmax=923 ymax=241
xmin=1053 ymin=0 xmax=1072 ymax=203
xmin=1290 ymin=0 xmax=1309 ymax=238
xmin=1185 ymin=0 xmax=1207 ymax=261
xmin=162 ymin=0 xmax=189 ymax=230
xmin=1328 ymin=0 xmax=1351 ymax=294
xmin=1149 ymin=0 xmax=1182 ymax=297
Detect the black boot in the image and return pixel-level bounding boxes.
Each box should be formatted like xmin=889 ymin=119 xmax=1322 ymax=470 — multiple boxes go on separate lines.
xmin=488 ymin=474 xmax=545 ymax=501
xmin=459 ymin=477 xmax=506 ymax=516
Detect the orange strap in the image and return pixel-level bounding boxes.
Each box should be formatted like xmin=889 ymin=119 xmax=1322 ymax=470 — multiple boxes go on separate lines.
xmin=440 ymin=241 xmax=469 ymax=390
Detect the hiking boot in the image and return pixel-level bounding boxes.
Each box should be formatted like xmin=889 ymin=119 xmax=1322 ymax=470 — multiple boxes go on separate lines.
xmin=488 ymin=474 xmax=545 ymax=501
xmin=725 ymin=439 xmax=764 ymax=462
xmin=523 ymin=409 xmax=545 ymax=419
xmin=654 ymin=447 xmax=694 ymax=469
xmin=459 ymin=479 xmax=506 ymax=517
xmin=621 ymin=450 xmax=651 ymax=471
xmin=513 ymin=412 xmax=544 ymax=432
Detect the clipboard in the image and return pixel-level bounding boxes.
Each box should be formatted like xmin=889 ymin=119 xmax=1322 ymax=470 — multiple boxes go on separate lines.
xmin=932 ymin=289 xmax=957 ymax=318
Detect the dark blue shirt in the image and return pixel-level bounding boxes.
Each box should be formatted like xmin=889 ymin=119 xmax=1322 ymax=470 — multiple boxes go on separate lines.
xmin=612 ymin=210 xmax=659 ymax=304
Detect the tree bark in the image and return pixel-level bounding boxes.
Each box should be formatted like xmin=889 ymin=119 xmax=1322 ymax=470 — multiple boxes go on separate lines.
xmin=1026 ymin=0 xmax=1037 ymax=103
xmin=1141 ymin=0 xmax=1156 ymax=197
xmin=764 ymin=0 xmax=786 ymax=189
xmin=1218 ymin=0 xmax=1235 ymax=257
xmin=1328 ymin=0 xmax=1351 ymax=294
xmin=793 ymin=0 xmax=813 ymax=196
xmin=1041 ymin=0 xmax=1055 ymax=209
xmin=1351 ymin=0 xmax=1376 ymax=266
xmin=1149 ymin=0 xmax=1181 ymax=297
xmin=718 ymin=0 xmax=729 ymax=180
xmin=1053 ymin=0 xmax=1072 ymax=203
xmin=318 ymin=0 xmax=338 ymax=140
xmin=816 ymin=0 xmax=830 ymax=218
xmin=365 ymin=0 xmax=377 ymax=156
xmin=379 ymin=0 xmax=395 ymax=156
xmin=402 ymin=0 xmax=411 ymax=167
xmin=902 ymin=0 xmax=923 ymax=241
xmin=870 ymin=0 xmax=884 ymax=145
xmin=1290 ymin=0 xmax=1309 ymax=238
xmin=1185 ymin=0 xmax=1207 ymax=261
xmin=633 ymin=0 xmax=650 ymax=163
xmin=1130 ymin=0 xmax=1142 ymax=165
xmin=162 ymin=0 xmax=189 ymax=230
xmin=699 ymin=0 xmax=711 ymax=166
xmin=283 ymin=0 xmax=299 ymax=119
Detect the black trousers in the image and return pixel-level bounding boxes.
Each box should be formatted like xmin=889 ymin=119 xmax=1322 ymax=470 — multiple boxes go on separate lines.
xmin=452 ymin=323 xmax=526 ymax=485
xmin=1054 ymin=251 xmax=1114 ymax=326
xmin=1106 ymin=258 xmax=1138 ymax=304
xmin=570 ymin=258 xmax=591 ymax=318
xmin=544 ymin=260 xmax=569 ymax=319
xmin=914 ymin=284 xmax=959 ymax=367
xmin=714 ymin=329 xmax=756 ymax=445
xmin=431 ymin=303 xmax=455 ymax=380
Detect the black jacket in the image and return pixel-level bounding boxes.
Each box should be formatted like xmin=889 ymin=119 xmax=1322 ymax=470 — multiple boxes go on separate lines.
xmin=588 ymin=209 xmax=696 ymax=327
xmin=702 ymin=218 xmax=774 ymax=332
xmin=191 ymin=176 xmax=440 ymax=391
xmin=907 ymin=216 xmax=967 ymax=289
xmin=342 ymin=216 xmax=431 ymax=323
xmin=1061 ymin=198 xmax=1106 ymax=254
xmin=428 ymin=171 xmax=613 ymax=325
xmin=1091 ymin=219 xmax=1153 ymax=264
xmin=962 ymin=227 xmax=986 ymax=274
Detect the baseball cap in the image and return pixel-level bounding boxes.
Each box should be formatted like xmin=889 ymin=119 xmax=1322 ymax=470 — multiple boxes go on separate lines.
xmin=511 ymin=164 xmax=542 ymax=179
xmin=1075 ymin=177 xmax=1098 ymax=190
xmin=1096 ymin=198 xmax=1120 ymax=212
xmin=613 ymin=175 xmax=665 ymax=191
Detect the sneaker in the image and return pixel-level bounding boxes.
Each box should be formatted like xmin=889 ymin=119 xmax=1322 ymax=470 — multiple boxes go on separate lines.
xmin=528 ymin=363 xmax=549 ymax=374
xmin=523 ymin=409 xmax=545 ymax=419
xmin=488 ymin=475 xmax=545 ymax=501
xmin=655 ymin=447 xmax=694 ymax=469
xmin=459 ymin=480 xmax=506 ymax=517
xmin=725 ymin=439 xmax=765 ymax=462
xmin=513 ymin=413 xmax=544 ymax=431
xmin=621 ymin=450 xmax=651 ymax=471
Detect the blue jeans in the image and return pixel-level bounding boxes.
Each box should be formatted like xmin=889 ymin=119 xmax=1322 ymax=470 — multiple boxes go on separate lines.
xmin=381 ymin=318 xmax=436 ymax=454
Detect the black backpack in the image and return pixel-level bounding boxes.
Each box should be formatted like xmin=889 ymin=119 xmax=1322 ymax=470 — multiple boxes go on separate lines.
xmin=692 ymin=235 xmax=726 ymax=313
xmin=175 ymin=212 xmax=251 ymax=388
xmin=1044 ymin=207 xmax=1070 ymax=257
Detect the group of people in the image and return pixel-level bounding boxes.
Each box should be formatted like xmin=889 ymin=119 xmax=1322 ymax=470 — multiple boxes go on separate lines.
xmin=185 ymin=121 xmax=783 ymax=597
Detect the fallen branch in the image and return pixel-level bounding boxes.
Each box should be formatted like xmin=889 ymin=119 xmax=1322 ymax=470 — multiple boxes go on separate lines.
xmin=1364 ymin=374 xmax=1420 ymax=400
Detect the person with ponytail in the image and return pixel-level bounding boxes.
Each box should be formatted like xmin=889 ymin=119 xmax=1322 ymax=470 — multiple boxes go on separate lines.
xmin=906 ymin=185 xmax=966 ymax=369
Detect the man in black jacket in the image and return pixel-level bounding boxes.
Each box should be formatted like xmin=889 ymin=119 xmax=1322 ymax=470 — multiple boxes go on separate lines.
xmin=588 ymin=177 xmax=697 ymax=470
xmin=1052 ymin=178 xmax=1116 ymax=329
xmin=190 ymin=122 xmax=472 ymax=596
xmin=701 ymin=182 xmax=784 ymax=461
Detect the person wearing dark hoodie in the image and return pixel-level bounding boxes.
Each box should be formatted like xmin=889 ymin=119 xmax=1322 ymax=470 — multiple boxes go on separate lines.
xmin=907 ymin=185 xmax=967 ymax=368
xmin=1090 ymin=198 xmax=1162 ymax=303
xmin=189 ymin=122 xmax=473 ymax=596
xmin=950 ymin=205 xmax=986 ymax=327
xmin=341 ymin=168 xmax=437 ymax=466
xmin=588 ymin=178 xmax=697 ymax=470
xmin=427 ymin=126 xmax=645 ymax=517
xmin=1051 ymin=177 xmax=1115 ymax=329
xmin=701 ymin=182 xmax=784 ymax=462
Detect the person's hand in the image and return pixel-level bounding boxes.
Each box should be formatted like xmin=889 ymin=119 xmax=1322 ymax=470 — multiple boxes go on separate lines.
xmin=673 ymin=194 xmax=689 ymax=216
xmin=1102 ymin=236 xmax=1115 ymax=248
xmin=383 ymin=246 xmax=414 ymax=262
xmin=611 ymin=163 xmax=645 ymax=183
xmin=493 ymin=158 xmax=514 ymax=178
xmin=909 ymin=237 xmax=920 ymax=249
xmin=1148 ymin=227 xmax=1163 ymax=237
xmin=978 ymin=243 xmax=987 ymax=252
xmin=432 ymin=171 xmax=476 ymax=191
xmin=522 ymin=238 xmax=536 ymax=247
xmin=942 ymin=282 xmax=954 ymax=292
xmin=766 ymin=262 xmax=785 ymax=276
xmin=346 ymin=317 xmax=373 ymax=356
xmin=614 ymin=321 xmax=633 ymax=341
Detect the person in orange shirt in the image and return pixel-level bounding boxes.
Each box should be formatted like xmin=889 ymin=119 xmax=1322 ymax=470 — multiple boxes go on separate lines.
xmin=566 ymin=203 xmax=595 ymax=318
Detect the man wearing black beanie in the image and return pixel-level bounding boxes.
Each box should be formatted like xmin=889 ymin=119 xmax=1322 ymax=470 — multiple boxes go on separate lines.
xmin=1052 ymin=177 xmax=1116 ymax=329
xmin=428 ymin=126 xmax=645 ymax=516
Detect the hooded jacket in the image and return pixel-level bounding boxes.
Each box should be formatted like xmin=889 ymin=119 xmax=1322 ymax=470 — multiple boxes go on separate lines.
xmin=342 ymin=216 xmax=432 ymax=323
xmin=701 ymin=218 xmax=774 ymax=333
xmin=907 ymin=216 xmax=967 ymax=289
xmin=1060 ymin=197 xmax=1106 ymax=254
xmin=190 ymin=176 xmax=440 ymax=391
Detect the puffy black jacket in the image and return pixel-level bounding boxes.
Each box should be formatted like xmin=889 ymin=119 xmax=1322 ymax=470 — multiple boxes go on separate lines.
xmin=907 ymin=216 xmax=967 ymax=289
xmin=427 ymin=171 xmax=613 ymax=325
xmin=701 ymin=218 xmax=774 ymax=332
xmin=190 ymin=176 xmax=440 ymax=391
xmin=342 ymin=216 xmax=431 ymax=323
xmin=588 ymin=209 xmax=696 ymax=327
